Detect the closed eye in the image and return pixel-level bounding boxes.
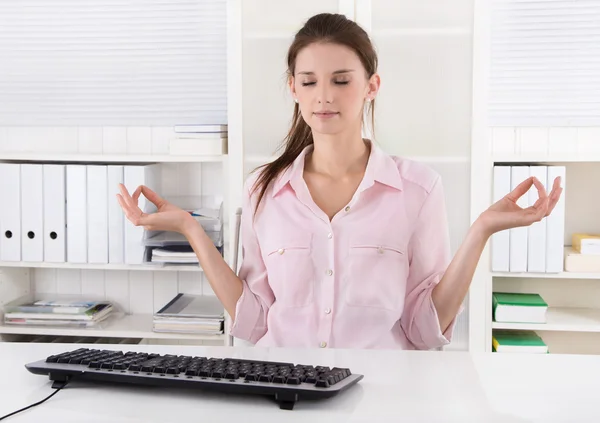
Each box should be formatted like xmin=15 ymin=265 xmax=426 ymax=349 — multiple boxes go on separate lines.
xmin=301 ymin=81 xmax=349 ymax=86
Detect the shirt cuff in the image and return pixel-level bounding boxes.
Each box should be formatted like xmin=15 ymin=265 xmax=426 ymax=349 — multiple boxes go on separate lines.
xmin=229 ymin=280 xmax=262 ymax=343
xmin=417 ymin=287 xmax=464 ymax=350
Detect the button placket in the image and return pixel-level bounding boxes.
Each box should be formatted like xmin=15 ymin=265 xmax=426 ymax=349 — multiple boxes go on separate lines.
xmin=318 ymin=224 xmax=335 ymax=348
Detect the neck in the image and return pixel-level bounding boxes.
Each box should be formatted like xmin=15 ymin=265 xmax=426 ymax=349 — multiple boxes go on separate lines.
xmin=306 ymin=131 xmax=370 ymax=178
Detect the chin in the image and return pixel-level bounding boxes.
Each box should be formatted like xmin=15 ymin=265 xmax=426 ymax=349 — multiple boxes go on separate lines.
xmin=309 ymin=120 xmax=345 ymax=135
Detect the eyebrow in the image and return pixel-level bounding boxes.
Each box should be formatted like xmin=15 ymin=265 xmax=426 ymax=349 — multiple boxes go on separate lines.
xmin=297 ymin=69 xmax=355 ymax=76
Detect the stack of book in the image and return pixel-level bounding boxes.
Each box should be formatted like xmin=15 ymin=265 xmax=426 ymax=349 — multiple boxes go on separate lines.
xmin=153 ymin=294 xmax=224 ymax=335
xmin=492 ymin=292 xmax=548 ymax=323
xmin=169 ymin=124 xmax=227 ymax=156
xmin=492 ymin=329 xmax=549 ymax=353
xmin=564 ymin=233 xmax=600 ymax=273
xmin=143 ymin=196 xmax=223 ymax=267
xmin=3 ymin=297 xmax=115 ymax=328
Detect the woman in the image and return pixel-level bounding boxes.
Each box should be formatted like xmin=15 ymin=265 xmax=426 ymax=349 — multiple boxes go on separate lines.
xmin=117 ymin=13 xmax=562 ymax=350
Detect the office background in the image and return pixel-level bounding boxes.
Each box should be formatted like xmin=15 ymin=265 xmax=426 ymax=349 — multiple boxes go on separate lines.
xmin=0 ymin=0 xmax=597 ymax=355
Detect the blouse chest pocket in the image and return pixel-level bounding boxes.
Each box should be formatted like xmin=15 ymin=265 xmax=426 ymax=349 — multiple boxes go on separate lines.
xmin=345 ymin=235 xmax=408 ymax=310
xmin=263 ymin=233 xmax=315 ymax=308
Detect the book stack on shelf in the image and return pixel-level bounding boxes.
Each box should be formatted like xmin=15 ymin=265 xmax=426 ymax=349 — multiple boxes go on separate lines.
xmin=492 ymin=330 xmax=549 ymax=354
xmin=491 ymin=164 xmax=566 ymax=273
xmin=2 ymin=295 xmax=119 ymax=329
xmin=564 ymin=233 xmax=600 ymax=273
xmin=153 ymin=294 xmax=224 ymax=336
xmin=492 ymin=292 xmax=549 ymax=353
xmin=169 ymin=124 xmax=228 ymax=156
xmin=144 ymin=196 xmax=223 ymax=267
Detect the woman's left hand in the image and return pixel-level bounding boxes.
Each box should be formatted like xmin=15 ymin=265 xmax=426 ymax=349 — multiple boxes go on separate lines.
xmin=477 ymin=176 xmax=563 ymax=237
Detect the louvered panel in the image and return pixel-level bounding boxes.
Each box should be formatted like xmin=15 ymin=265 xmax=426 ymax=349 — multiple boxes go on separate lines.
xmin=0 ymin=0 xmax=227 ymax=126
xmin=489 ymin=0 xmax=600 ymax=126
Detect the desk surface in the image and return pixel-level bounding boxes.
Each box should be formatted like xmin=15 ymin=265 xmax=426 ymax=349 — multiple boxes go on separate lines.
xmin=1 ymin=343 xmax=599 ymax=423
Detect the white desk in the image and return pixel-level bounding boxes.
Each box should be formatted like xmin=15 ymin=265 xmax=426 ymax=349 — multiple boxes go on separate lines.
xmin=1 ymin=343 xmax=599 ymax=422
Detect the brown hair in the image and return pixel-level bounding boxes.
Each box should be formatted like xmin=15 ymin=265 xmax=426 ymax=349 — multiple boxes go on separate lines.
xmin=251 ymin=13 xmax=378 ymax=213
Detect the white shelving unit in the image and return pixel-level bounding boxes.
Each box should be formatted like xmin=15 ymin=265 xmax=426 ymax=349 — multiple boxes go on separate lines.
xmin=0 ymin=0 xmax=244 ymax=347
xmin=0 ymin=0 xmax=477 ymax=351
xmin=469 ymin=0 xmax=600 ymax=355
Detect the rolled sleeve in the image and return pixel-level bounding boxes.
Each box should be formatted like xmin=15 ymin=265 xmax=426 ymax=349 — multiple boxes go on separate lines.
xmin=229 ymin=179 xmax=274 ymax=344
xmin=400 ymin=174 xmax=462 ymax=350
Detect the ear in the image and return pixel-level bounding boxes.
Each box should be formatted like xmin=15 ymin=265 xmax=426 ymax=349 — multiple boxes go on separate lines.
xmin=288 ymin=75 xmax=298 ymax=102
xmin=365 ymin=73 xmax=381 ymax=101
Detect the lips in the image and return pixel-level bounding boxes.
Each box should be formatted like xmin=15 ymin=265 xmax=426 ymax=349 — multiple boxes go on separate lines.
xmin=314 ymin=111 xmax=339 ymax=118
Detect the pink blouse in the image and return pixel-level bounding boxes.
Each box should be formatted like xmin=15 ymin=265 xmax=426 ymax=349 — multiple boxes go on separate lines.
xmin=229 ymin=142 xmax=461 ymax=350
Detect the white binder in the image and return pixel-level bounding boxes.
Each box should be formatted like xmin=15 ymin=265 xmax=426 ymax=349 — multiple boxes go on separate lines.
xmin=66 ymin=165 xmax=87 ymax=263
xmin=546 ymin=166 xmax=566 ymax=273
xmin=21 ymin=164 xmax=44 ymax=262
xmin=108 ymin=165 xmax=125 ymax=264
xmin=123 ymin=164 xmax=161 ymax=264
xmin=527 ymin=165 xmax=547 ymax=272
xmin=491 ymin=166 xmax=511 ymax=272
xmin=43 ymin=164 xmax=66 ymax=263
xmin=87 ymin=165 xmax=108 ymax=264
xmin=509 ymin=165 xmax=530 ymax=272
xmin=0 ymin=164 xmax=21 ymax=261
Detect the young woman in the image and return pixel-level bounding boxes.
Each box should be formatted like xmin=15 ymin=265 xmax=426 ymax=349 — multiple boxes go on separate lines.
xmin=117 ymin=13 xmax=562 ymax=350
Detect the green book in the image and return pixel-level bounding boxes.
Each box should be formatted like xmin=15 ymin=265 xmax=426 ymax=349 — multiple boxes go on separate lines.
xmin=492 ymin=329 xmax=548 ymax=353
xmin=492 ymin=292 xmax=548 ymax=323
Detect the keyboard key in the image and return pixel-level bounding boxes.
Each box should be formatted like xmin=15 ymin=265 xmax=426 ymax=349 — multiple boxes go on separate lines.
xmin=315 ymin=378 xmax=330 ymax=388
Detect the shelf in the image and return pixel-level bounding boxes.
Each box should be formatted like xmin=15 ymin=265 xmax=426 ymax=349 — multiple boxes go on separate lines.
xmin=492 ymin=271 xmax=600 ymax=280
xmin=492 ymin=307 xmax=600 ymax=333
xmin=0 ymin=261 xmax=203 ymax=272
xmin=493 ymin=154 xmax=600 ymax=164
xmin=0 ymin=314 xmax=225 ymax=341
xmin=0 ymin=153 xmax=226 ymax=163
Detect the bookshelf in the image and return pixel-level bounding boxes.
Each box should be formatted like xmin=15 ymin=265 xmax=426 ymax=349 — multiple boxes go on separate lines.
xmin=469 ymin=0 xmax=600 ymax=354
xmin=0 ymin=0 xmax=476 ymax=351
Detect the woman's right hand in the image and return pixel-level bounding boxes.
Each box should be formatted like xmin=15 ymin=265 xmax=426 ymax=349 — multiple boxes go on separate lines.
xmin=116 ymin=184 xmax=194 ymax=234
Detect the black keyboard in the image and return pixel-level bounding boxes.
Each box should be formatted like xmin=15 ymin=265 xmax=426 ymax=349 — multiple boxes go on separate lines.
xmin=25 ymin=348 xmax=364 ymax=410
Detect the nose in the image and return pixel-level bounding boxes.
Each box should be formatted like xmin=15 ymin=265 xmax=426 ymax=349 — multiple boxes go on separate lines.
xmin=317 ymin=84 xmax=332 ymax=104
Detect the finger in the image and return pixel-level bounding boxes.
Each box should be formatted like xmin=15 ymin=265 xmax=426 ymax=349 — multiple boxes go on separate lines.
xmin=117 ymin=193 xmax=147 ymax=226
xmin=116 ymin=193 xmax=138 ymax=220
xmin=132 ymin=185 xmax=142 ymax=204
xmin=532 ymin=177 xmax=548 ymax=202
xmin=118 ymin=183 xmax=136 ymax=209
xmin=506 ymin=176 xmax=535 ymax=202
xmin=543 ymin=176 xmax=563 ymax=216
xmin=140 ymin=185 xmax=165 ymax=208
xmin=546 ymin=186 xmax=563 ymax=216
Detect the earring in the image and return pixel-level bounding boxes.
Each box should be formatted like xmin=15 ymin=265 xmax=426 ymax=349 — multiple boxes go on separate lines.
xmin=365 ymin=98 xmax=371 ymax=103
xmin=294 ymin=98 xmax=298 ymax=103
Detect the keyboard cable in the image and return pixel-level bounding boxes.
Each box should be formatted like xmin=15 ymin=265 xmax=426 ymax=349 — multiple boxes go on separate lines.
xmin=0 ymin=380 xmax=69 ymax=421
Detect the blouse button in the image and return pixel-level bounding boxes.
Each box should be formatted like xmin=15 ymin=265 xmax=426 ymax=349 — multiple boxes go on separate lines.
xmin=344 ymin=206 xmax=350 ymax=212
xmin=319 ymin=341 xmax=327 ymax=348
xmin=278 ymin=248 xmax=285 ymax=255
xmin=326 ymin=269 xmax=333 ymax=276
xmin=377 ymin=246 xmax=384 ymax=254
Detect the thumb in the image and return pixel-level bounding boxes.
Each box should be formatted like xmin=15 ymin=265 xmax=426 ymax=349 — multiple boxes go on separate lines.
xmin=140 ymin=186 xmax=165 ymax=208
